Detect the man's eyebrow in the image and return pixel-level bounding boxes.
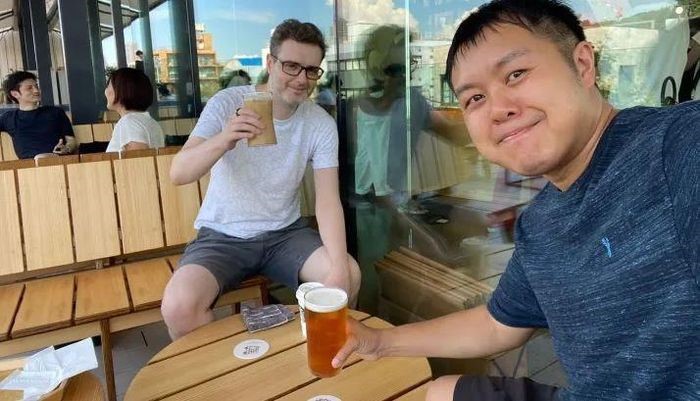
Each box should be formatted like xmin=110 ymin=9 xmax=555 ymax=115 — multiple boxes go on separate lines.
xmin=452 ymin=49 xmax=531 ymax=97
xmin=496 ymin=48 xmax=530 ymax=69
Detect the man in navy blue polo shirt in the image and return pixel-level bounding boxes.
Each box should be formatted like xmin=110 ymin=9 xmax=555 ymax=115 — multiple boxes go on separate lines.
xmin=0 ymin=71 xmax=75 ymax=159
xmin=331 ymin=1 xmax=699 ymax=400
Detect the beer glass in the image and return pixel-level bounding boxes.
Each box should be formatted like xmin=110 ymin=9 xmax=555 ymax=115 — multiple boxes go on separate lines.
xmin=304 ymin=287 xmax=348 ymax=378
xmin=243 ymin=91 xmax=277 ymax=146
xmin=296 ymin=282 xmax=324 ymax=338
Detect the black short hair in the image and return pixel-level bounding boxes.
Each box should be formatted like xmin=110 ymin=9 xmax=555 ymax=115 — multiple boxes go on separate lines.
xmin=136 ymin=50 xmax=143 ymax=56
xmin=2 ymin=71 xmax=37 ymax=103
xmin=446 ymin=0 xmax=585 ymax=91
xmin=107 ymin=67 xmax=153 ymax=111
xmin=270 ymin=19 xmax=327 ymax=60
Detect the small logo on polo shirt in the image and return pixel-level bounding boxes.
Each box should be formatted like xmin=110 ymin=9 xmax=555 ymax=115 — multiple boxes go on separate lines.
xmin=601 ymin=237 xmax=612 ymax=258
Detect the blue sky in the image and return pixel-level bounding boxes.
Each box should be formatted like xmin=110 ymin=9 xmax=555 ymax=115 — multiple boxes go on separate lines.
xmin=104 ymin=0 xmax=680 ymax=66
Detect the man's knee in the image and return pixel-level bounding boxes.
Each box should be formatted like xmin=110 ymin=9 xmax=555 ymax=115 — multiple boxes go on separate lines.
xmin=426 ymin=375 xmax=461 ymax=401
xmin=161 ymin=265 xmax=218 ymax=335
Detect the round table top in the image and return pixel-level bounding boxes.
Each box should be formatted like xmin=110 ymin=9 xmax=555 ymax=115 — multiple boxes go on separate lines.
xmin=124 ymin=306 xmax=431 ymax=401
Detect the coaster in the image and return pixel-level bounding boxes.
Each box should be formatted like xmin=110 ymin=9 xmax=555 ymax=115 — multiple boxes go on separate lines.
xmin=307 ymin=396 xmax=341 ymax=401
xmin=233 ymin=339 xmax=270 ymax=360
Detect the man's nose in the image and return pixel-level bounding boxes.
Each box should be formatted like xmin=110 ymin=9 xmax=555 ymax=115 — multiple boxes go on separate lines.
xmin=489 ymin=89 xmax=519 ymax=123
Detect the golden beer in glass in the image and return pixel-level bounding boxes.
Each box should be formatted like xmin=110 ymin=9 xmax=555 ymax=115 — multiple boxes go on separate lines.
xmin=304 ymin=287 xmax=348 ymax=378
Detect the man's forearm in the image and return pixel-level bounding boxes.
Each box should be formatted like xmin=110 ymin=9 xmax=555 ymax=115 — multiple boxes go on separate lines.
xmin=315 ymin=198 xmax=348 ymax=273
xmin=378 ymin=305 xmax=534 ymax=359
xmin=171 ymin=135 xmax=229 ymax=185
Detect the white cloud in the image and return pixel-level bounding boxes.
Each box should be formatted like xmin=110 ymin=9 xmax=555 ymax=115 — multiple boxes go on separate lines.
xmin=199 ymin=7 xmax=276 ymax=24
xmin=329 ymin=0 xmax=419 ymax=30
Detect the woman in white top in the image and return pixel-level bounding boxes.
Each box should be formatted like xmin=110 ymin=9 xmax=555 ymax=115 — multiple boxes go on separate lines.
xmin=105 ymin=68 xmax=164 ymax=152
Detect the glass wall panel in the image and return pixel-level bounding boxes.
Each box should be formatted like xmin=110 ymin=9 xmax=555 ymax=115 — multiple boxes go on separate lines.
xmin=338 ymin=0 xmax=694 ymax=380
xmin=117 ymin=0 xmax=200 ymax=119
xmin=191 ymin=0 xmax=334 ymax=103
xmin=47 ymin=3 xmax=66 ymax=106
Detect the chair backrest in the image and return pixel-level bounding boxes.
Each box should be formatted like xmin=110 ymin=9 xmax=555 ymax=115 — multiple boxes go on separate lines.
xmin=92 ymin=123 xmax=114 ymax=142
xmin=0 ymin=146 xmax=316 ymax=284
xmin=0 ymin=147 xmax=202 ymax=283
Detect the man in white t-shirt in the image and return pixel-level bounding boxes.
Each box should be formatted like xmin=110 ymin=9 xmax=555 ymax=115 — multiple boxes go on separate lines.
xmin=162 ymin=19 xmax=361 ymax=339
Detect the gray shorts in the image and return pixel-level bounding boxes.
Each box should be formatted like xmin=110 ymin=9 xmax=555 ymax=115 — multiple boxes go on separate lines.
xmin=453 ymin=376 xmax=560 ymax=401
xmin=179 ymin=218 xmax=323 ymax=296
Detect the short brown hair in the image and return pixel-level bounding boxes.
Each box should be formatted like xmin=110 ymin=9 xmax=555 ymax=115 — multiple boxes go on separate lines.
xmin=270 ymin=19 xmax=327 ymax=60
xmin=107 ymin=68 xmax=153 ymax=111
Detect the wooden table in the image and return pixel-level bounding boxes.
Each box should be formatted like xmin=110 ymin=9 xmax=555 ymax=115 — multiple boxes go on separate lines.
xmin=124 ymin=307 xmax=431 ymax=401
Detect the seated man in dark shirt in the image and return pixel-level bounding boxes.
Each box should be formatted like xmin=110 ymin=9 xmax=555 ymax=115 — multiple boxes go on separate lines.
xmin=0 ymin=71 xmax=75 ymax=159
xmin=332 ymin=1 xmax=699 ymax=400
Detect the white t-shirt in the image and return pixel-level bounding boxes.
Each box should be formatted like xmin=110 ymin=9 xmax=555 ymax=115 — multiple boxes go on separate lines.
xmin=192 ymin=85 xmax=338 ymax=238
xmin=106 ymin=111 xmax=164 ymax=152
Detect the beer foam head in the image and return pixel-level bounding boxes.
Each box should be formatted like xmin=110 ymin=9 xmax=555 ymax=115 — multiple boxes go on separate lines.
xmin=304 ymin=287 xmax=348 ymax=313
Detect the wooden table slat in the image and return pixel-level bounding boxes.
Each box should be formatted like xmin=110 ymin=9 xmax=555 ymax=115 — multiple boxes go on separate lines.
xmin=275 ymin=357 xmax=431 ymax=401
xmin=12 ymin=275 xmax=74 ymax=337
xmin=161 ymin=344 xmax=362 ymax=401
xmin=124 ymin=258 xmax=172 ymax=311
xmin=131 ymin=310 xmax=370 ymax=401
xmin=75 ymin=266 xmax=130 ymax=324
xmin=0 ymin=284 xmax=24 ymax=340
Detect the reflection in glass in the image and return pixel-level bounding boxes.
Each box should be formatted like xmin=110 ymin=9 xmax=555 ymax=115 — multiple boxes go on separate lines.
xmin=191 ymin=0 xmax=334 ymax=103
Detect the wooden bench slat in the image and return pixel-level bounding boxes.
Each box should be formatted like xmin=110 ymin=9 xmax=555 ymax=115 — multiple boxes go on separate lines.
xmin=156 ymin=155 xmax=199 ymax=246
xmin=73 ymin=124 xmax=94 ymax=144
xmin=166 ymin=255 xmax=181 ymax=270
xmin=0 ymin=133 xmax=17 ymax=161
xmin=67 ymin=161 xmax=121 ymax=262
xmin=158 ymin=120 xmax=176 ymax=136
xmin=174 ymin=118 xmax=195 ymax=136
xmin=0 ymin=284 xmax=24 ymax=341
xmin=75 ymin=266 xmax=130 ymax=324
xmin=124 ymin=259 xmax=172 ymax=311
xmin=12 ymin=275 xmax=74 ymax=338
xmin=0 ymin=171 xmax=24 ymax=275
xmin=92 ymin=123 xmax=113 ymax=142
xmin=17 ymin=166 xmax=74 ymax=271
xmin=113 ymin=157 xmax=164 ymax=254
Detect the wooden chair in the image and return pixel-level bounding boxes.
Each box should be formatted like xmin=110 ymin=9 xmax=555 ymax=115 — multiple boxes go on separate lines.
xmin=0 ymin=149 xmax=270 ymax=401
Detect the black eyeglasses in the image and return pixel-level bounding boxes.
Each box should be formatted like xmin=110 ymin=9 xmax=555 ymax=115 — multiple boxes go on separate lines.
xmin=383 ymin=58 xmax=419 ymax=78
xmin=270 ymin=54 xmax=324 ymax=80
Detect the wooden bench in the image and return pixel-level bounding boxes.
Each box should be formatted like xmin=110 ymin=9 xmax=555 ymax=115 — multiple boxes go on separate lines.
xmin=0 ymin=148 xmax=270 ymax=401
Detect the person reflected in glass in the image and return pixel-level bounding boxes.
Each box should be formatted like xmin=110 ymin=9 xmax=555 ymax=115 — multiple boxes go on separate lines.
xmin=334 ymin=1 xmax=700 ymax=400
xmin=349 ymin=25 xmax=470 ymax=311
xmin=354 ymin=25 xmax=466 ymax=212
xmin=220 ymin=69 xmax=252 ymax=89
xmin=104 ymin=68 xmax=164 ymax=152
xmin=164 ymin=19 xmax=361 ymax=340
xmin=0 ymin=71 xmax=75 ymax=159
xmin=315 ymin=73 xmax=338 ymax=116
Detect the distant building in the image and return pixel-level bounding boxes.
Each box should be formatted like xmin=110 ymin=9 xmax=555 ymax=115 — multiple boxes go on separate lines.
xmin=154 ymin=24 xmax=224 ymax=100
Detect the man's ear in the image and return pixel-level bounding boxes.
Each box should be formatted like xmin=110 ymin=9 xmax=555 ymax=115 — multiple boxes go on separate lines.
xmin=572 ymin=41 xmax=597 ymax=88
xmin=266 ymin=53 xmax=274 ymax=74
xmin=9 ymin=89 xmax=20 ymax=103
